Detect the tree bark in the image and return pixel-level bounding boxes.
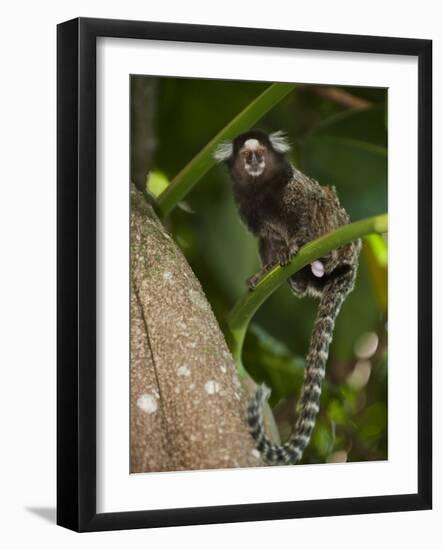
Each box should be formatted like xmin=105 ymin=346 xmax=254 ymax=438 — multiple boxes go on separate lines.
xmin=130 ymin=187 xmax=264 ymax=472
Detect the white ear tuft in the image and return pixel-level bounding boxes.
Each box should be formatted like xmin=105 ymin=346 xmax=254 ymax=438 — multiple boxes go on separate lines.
xmin=269 ymin=130 xmax=291 ymax=154
xmin=213 ymin=141 xmax=233 ymax=162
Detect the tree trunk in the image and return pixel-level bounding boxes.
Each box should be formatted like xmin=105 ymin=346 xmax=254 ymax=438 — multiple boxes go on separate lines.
xmin=130 ymin=187 xmax=264 ymax=472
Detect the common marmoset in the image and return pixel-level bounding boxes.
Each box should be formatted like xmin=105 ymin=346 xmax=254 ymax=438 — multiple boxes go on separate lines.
xmin=214 ymin=129 xmax=361 ymax=465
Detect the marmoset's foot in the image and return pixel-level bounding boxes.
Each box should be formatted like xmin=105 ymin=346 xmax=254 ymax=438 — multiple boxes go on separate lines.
xmin=246 ymin=263 xmax=274 ymax=290
xmin=277 ymin=249 xmax=291 ymax=267
xmin=246 ymin=273 xmax=261 ymax=291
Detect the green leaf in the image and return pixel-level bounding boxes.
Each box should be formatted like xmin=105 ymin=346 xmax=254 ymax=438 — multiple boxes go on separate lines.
xmin=363 ymin=234 xmax=388 ymax=314
xmin=327 ymin=399 xmax=348 ymax=425
xmin=146 ymin=170 xmax=170 ymax=197
xmin=312 ymin=421 xmax=335 ymax=456
xmin=365 ymin=234 xmax=388 ymax=267
xmin=357 ymin=402 xmax=387 ymax=440
xmin=243 ymin=324 xmax=305 ymax=404
xmin=196 ymin=187 xmax=260 ymax=300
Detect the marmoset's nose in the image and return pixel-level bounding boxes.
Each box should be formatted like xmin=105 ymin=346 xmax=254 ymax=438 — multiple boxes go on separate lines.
xmin=250 ymin=152 xmax=261 ymax=166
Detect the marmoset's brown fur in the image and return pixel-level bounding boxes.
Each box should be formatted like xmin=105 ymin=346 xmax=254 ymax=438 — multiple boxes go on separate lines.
xmin=214 ymin=129 xmax=361 ymax=464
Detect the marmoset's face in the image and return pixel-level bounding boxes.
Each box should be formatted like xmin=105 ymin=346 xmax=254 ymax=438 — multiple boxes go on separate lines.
xmin=213 ymin=130 xmax=290 ymax=184
xmin=239 ymin=139 xmax=267 ymax=177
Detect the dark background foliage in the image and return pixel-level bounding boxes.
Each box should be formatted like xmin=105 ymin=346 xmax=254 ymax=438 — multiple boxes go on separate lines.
xmin=132 ymin=76 xmax=388 ymax=464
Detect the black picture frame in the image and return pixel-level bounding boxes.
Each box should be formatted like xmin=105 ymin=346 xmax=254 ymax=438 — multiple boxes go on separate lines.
xmin=57 ymin=17 xmax=432 ymax=532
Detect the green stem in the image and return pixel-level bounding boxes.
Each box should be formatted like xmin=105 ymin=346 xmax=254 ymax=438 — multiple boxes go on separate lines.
xmin=156 ymin=83 xmax=296 ymax=217
xmin=226 ymin=213 xmax=388 ymax=377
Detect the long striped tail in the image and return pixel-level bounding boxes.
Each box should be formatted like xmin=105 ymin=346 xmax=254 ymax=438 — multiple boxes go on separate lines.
xmin=247 ymin=266 xmax=357 ymax=465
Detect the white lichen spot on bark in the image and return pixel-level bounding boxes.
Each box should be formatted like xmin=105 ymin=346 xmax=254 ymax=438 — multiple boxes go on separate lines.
xmin=163 ymin=271 xmax=173 ymax=282
xmin=177 ymin=365 xmax=191 ymax=377
xmin=137 ymin=393 xmax=158 ymax=414
xmin=189 ymin=289 xmax=210 ymax=311
xmin=204 ymin=380 xmax=221 ymax=395
xmin=251 ymin=449 xmax=261 ymax=459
